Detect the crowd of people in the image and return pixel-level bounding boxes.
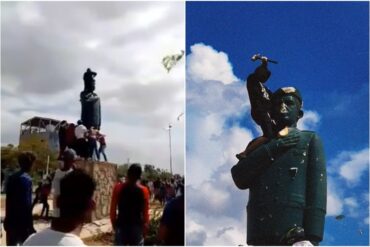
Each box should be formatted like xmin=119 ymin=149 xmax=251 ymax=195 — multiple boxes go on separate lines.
xmin=3 ymin=150 xmax=184 ymax=246
xmin=110 ymin=170 xmax=184 ymax=246
xmin=58 ymin=120 xmax=107 ymax=162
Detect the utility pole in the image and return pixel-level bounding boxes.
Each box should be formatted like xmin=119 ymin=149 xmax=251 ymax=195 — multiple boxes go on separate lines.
xmin=46 ymin=155 xmax=50 ymax=175
xmin=168 ymin=123 xmax=173 ymax=175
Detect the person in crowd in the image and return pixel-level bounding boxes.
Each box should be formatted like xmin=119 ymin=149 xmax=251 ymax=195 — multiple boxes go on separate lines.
xmin=147 ymin=180 xmax=155 ymax=202
xmin=87 ymin=127 xmax=99 ymax=160
xmin=140 ymin=179 xmax=151 ymax=199
xmin=4 ymin=151 xmax=36 ymax=246
xmin=153 ymin=178 xmax=161 ymax=203
xmin=74 ymin=120 xmax=88 ymax=159
xmin=110 ymin=164 xmax=150 ymax=245
xmin=39 ymin=178 xmax=51 ymax=219
xmin=165 ymin=182 xmax=176 ymax=204
xmin=23 ymin=169 xmax=96 ymax=245
xmin=157 ymin=184 xmax=184 ymax=246
xmin=31 ymin=182 xmax=43 ymax=210
xmin=1 ymin=169 xmax=4 ymax=193
xmin=58 ymin=120 xmax=68 ymax=159
xmin=97 ymin=130 xmax=108 ymax=162
xmin=159 ymin=181 xmax=166 ymax=206
xmin=65 ymin=122 xmax=77 ymax=151
xmin=52 ymin=149 xmax=76 ymax=218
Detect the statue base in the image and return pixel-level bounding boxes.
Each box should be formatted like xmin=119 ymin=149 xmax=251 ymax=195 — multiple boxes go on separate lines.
xmin=75 ymin=160 xmax=117 ymax=222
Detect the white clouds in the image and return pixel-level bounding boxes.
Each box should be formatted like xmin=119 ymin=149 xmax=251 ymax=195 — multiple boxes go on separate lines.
xmin=344 ymin=197 xmax=359 ymax=217
xmin=187 ymin=211 xmax=246 ymax=246
xmin=186 ymin=44 xmax=251 ymax=245
xmin=186 ymin=68 xmax=250 ymax=185
xmin=328 ymin=148 xmax=369 ymax=186
xmin=297 ymin=110 xmax=320 ymax=130
xmin=364 ymin=217 xmax=369 ymax=225
xmin=326 ymin=179 xmax=344 ymax=216
xmin=338 ymin=148 xmax=369 ymax=185
xmin=187 ymin=43 xmax=238 ymax=85
xmin=344 ymin=197 xmax=358 ymax=208
xmin=326 ymin=147 xmax=369 ymax=224
xmin=17 ymin=2 xmax=44 ymax=25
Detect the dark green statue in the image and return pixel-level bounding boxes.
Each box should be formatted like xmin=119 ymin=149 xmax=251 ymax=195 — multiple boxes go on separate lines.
xmin=231 ymin=58 xmax=327 ymax=246
xmin=80 ymin=68 xmax=101 ymax=129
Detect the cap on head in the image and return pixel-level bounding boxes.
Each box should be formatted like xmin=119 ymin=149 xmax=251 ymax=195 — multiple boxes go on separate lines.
xmin=272 ymin=87 xmax=303 ymax=106
xmin=63 ymin=149 xmax=76 ymax=161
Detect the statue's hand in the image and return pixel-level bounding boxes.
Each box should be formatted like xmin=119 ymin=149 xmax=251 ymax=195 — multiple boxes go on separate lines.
xmin=261 ymin=56 xmax=268 ymax=65
xmin=266 ymin=132 xmax=300 ymax=158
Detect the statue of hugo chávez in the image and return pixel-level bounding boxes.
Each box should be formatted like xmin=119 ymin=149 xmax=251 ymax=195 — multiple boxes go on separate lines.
xmin=80 ymin=68 xmax=101 ymax=130
xmin=231 ymin=55 xmax=327 ymax=246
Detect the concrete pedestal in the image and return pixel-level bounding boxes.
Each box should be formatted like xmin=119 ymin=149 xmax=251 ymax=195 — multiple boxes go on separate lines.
xmin=75 ymin=160 xmax=117 ymax=222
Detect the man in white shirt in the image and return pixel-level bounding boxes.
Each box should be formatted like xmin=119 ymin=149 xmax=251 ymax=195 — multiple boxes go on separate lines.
xmin=24 ymin=169 xmax=96 ymax=246
xmin=52 ymin=149 xmax=75 ymax=217
xmin=74 ymin=120 xmax=88 ymax=158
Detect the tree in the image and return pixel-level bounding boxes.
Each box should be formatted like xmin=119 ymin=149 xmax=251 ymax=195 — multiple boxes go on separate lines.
xmin=17 ymin=135 xmax=59 ymax=178
xmin=1 ymin=144 xmax=19 ymax=170
xmin=117 ymin=164 xmax=129 ymax=178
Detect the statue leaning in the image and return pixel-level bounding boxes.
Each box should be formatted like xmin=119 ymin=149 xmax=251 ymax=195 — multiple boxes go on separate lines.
xmin=80 ymin=68 xmax=101 ymax=130
xmin=231 ymin=56 xmax=327 ymax=246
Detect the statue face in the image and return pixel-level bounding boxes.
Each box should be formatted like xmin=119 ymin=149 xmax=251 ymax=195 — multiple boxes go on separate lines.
xmin=272 ymin=95 xmax=303 ymax=128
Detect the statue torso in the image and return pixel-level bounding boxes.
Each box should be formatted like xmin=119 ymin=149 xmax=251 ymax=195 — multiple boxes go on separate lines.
xmin=247 ymin=129 xmax=315 ymax=244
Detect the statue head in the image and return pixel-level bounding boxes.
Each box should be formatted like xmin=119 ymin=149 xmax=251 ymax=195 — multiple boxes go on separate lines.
xmin=271 ymin=87 xmax=303 ymax=129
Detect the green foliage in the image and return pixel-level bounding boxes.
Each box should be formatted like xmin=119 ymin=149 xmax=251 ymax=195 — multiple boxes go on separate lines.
xmin=117 ymin=163 xmax=174 ymax=182
xmin=1 ymin=141 xmax=58 ymax=180
xmin=145 ymin=208 xmax=162 ymax=245
xmin=117 ymin=163 xmax=129 ymax=178
xmin=1 ymin=144 xmax=19 ymax=170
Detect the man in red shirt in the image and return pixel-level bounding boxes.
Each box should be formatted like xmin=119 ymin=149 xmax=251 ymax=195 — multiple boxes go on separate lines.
xmin=110 ymin=164 xmax=149 ymax=245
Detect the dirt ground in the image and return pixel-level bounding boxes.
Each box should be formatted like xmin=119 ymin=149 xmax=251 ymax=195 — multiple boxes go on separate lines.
xmin=1 ymin=196 xmax=164 ymax=246
xmin=84 ymin=200 xmax=164 ymax=246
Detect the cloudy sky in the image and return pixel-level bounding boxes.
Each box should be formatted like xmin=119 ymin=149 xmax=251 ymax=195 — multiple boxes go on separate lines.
xmin=1 ymin=2 xmax=185 ymax=174
xmin=186 ymin=2 xmax=369 ymax=245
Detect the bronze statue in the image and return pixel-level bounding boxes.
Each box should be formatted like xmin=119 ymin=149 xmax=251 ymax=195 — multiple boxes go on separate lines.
xmin=231 ymin=58 xmax=327 ymax=246
xmin=80 ymin=68 xmax=101 ymax=130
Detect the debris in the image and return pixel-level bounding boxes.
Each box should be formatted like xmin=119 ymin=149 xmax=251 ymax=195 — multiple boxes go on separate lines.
xmin=162 ymin=50 xmax=184 ymax=73
xmin=335 ymin=214 xmax=345 ymax=220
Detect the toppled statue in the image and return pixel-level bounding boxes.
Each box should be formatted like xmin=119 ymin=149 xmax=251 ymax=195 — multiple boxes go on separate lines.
xmin=231 ymin=57 xmax=327 ymax=246
xmin=80 ymin=68 xmax=101 ymax=130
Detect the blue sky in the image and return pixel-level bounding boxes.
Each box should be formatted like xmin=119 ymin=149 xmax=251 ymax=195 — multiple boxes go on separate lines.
xmin=186 ymin=1 xmax=369 ymax=245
